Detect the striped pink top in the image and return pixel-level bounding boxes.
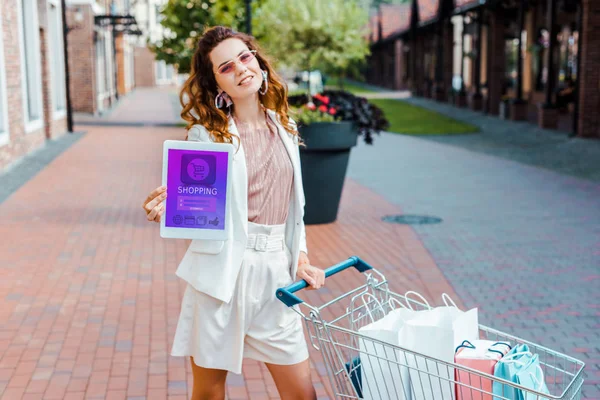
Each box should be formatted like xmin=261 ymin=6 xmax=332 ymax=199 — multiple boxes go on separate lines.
xmin=236 ymin=116 xmax=294 ymax=225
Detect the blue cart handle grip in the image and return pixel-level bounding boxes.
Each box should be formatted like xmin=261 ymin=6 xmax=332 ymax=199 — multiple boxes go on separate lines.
xmin=276 ymin=256 xmax=374 ymax=307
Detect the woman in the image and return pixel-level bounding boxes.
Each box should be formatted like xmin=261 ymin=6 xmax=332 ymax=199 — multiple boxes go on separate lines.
xmin=141 ymin=26 xmax=325 ymax=400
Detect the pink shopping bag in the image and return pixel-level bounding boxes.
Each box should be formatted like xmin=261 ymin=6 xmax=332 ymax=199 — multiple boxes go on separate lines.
xmin=455 ymin=340 xmax=512 ymax=400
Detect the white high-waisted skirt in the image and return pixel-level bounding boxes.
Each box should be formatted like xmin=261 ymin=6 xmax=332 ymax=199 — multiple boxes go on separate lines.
xmin=170 ymin=221 xmax=309 ymax=374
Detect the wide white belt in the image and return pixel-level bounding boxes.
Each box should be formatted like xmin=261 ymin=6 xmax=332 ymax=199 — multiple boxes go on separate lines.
xmin=246 ymin=233 xmax=285 ymax=252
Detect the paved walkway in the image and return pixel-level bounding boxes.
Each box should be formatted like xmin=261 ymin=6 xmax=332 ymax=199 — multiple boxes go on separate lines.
xmin=401 ymin=96 xmax=600 ymax=182
xmin=73 ymin=86 xmax=182 ymax=127
xmin=0 ymin=85 xmax=597 ymax=399
xmin=347 ymin=122 xmax=600 ymax=398
xmin=342 ymin=79 xmax=600 ymax=182
xmin=0 ymin=121 xmax=461 ymax=399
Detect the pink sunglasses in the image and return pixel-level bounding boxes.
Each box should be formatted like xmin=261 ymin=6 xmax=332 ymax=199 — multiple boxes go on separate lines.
xmin=216 ymin=50 xmax=257 ymax=75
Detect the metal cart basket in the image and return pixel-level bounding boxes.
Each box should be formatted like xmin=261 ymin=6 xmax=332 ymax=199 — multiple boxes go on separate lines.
xmin=276 ymin=257 xmax=585 ymax=400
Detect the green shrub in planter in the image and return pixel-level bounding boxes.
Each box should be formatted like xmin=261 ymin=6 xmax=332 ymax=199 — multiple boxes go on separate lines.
xmin=288 ymin=91 xmax=389 ymax=224
xmin=289 ymin=90 xmax=389 ymax=144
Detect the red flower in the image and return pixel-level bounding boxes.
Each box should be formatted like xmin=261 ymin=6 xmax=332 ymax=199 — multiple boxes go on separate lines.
xmin=328 ymin=107 xmax=337 ymax=115
xmin=321 ymin=96 xmax=330 ymax=105
xmin=318 ymin=105 xmax=328 ymax=113
xmin=306 ymin=102 xmax=316 ymax=111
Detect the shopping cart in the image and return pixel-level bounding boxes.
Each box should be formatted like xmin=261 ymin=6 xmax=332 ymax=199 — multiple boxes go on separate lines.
xmin=276 ymin=256 xmax=586 ymax=400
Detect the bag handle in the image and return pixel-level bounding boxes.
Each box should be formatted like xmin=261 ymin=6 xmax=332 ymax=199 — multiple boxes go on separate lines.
xmin=387 ymin=296 xmax=409 ymax=311
xmin=441 ymin=293 xmax=459 ymax=308
xmin=404 ymin=290 xmax=431 ymax=310
xmin=487 ymin=342 xmax=512 ymax=358
xmin=489 ymin=342 xmax=512 ymax=350
xmin=455 ymin=340 xmax=476 ymax=354
xmin=455 ymin=340 xmax=513 ymax=357
xmin=529 ymin=364 xmax=546 ymax=392
xmin=498 ymin=351 xmax=534 ymax=367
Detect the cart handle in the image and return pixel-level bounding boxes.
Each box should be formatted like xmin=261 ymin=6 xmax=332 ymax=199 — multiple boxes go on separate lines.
xmin=276 ymin=256 xmax=374 ymax=307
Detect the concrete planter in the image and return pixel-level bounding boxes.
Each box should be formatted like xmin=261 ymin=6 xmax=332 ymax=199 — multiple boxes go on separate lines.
xmin=298 ymin=121 xmax=358 ymax=225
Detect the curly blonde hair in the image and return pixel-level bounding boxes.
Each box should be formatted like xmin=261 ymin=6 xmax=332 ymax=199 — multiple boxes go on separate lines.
xmin=180 ymin=26 xmax=298 ymax=145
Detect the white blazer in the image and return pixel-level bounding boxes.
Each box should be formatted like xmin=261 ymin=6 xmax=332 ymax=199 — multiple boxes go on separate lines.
xmin=174 ymin=109 xmax=308 ymax=303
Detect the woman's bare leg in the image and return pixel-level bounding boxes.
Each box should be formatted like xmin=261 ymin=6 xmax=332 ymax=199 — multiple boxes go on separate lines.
xmin=190 ymin=357 xmax=229 ymax=400
xmin=265 ymin=359 xmax=317 ymax=400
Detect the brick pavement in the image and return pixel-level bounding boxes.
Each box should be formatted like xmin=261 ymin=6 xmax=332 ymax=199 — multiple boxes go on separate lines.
xmin=2 ymin=84 xmax=596 ymax=399
xmin=0 ymin=132 xmax=86 ymax=204
xmin=0 ymin=124 xmax=463 ymax=399
xmin=348 ymin=130 xmax=600 ymax=399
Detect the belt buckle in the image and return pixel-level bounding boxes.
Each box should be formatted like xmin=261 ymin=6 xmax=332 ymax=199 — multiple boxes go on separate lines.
xmin=254 ymin=234 xmax=268 ymax=252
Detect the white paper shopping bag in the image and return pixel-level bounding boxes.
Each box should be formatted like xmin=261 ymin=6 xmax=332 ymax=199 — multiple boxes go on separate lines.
xmin=358 ymin=298 xmax=415 ymax=400
xmin=441 ymin=293 xmax=480 ymax=349
xmin=400 ymin=307 xmax=456 ymax=399
xmin=398 ymin=292 xmax=479 ymax=400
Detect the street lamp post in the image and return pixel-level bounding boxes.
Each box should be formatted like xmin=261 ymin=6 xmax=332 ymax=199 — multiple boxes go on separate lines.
xmin=60 ymin=0 xmax=75 ymax=133
xmin=245 ymin=0 xmax=252 ymax=35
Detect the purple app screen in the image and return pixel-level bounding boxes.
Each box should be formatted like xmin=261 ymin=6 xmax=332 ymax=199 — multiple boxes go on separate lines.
xmin=165 ymin=149 xmax=228 ymax=230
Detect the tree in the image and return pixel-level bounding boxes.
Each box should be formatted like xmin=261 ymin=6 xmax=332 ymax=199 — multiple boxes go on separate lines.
xmin=148 ymin=0 xmax=213 ymax=74
xmin=254 ymin=0 xmax=370 ymax=93
xmin=210 ymin=0 xmax=266 ymax=33
xmin=149 ymin=0 xmax=266 ymax=73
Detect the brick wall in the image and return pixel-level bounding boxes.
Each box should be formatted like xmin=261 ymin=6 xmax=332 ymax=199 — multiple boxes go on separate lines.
xmin=578 ymin=0 xmax=600 ymax=138
xmin=134 ymin=46 xmax=156 ymax=87
xmin=0 ymin=0 xmax=53 ymax=171
xmin=66 ymin=4 xmax=95 ymax=113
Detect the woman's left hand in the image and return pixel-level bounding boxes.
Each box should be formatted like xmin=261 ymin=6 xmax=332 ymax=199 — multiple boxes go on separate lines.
xmin=296 ymin=252 xmax=325 ymax=290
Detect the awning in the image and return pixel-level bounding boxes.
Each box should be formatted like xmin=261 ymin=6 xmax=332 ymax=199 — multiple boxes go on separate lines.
xmin=94 ymin=14 xmax=142 ymax=35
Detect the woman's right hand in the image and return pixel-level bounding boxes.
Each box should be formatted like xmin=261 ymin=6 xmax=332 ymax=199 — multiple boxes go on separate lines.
xmin=142 ymin=186 xmax=167 ymax=223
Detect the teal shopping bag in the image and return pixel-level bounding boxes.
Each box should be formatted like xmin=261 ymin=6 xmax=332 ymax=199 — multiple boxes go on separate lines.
xmin=493 ymin=344 xmax=530 ymax=399
xmin=514 ymin=354 xmax=550 ymax=400
xmin=493 ymin=344 xmax=549 ymax=400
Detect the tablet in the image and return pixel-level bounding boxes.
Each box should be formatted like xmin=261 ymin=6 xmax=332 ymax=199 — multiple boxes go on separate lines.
xmin=160 ymin=139 xmax=233 ymax=240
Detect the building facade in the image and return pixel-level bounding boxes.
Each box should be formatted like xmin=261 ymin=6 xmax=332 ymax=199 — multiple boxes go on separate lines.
xmin=0 ymin=0 xmax=69 ymax=171
xmin=132 ymin=0 xmax=176 ymax=87
xmin=65 ymin=0 xmax=138 ymax=115
xmin=366 ymin=0 xmax=599 ymax=138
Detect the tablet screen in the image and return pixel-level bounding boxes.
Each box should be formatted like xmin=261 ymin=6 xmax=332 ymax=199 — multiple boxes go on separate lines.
xmin=165 ymin=148 xmax=229 ymax=231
